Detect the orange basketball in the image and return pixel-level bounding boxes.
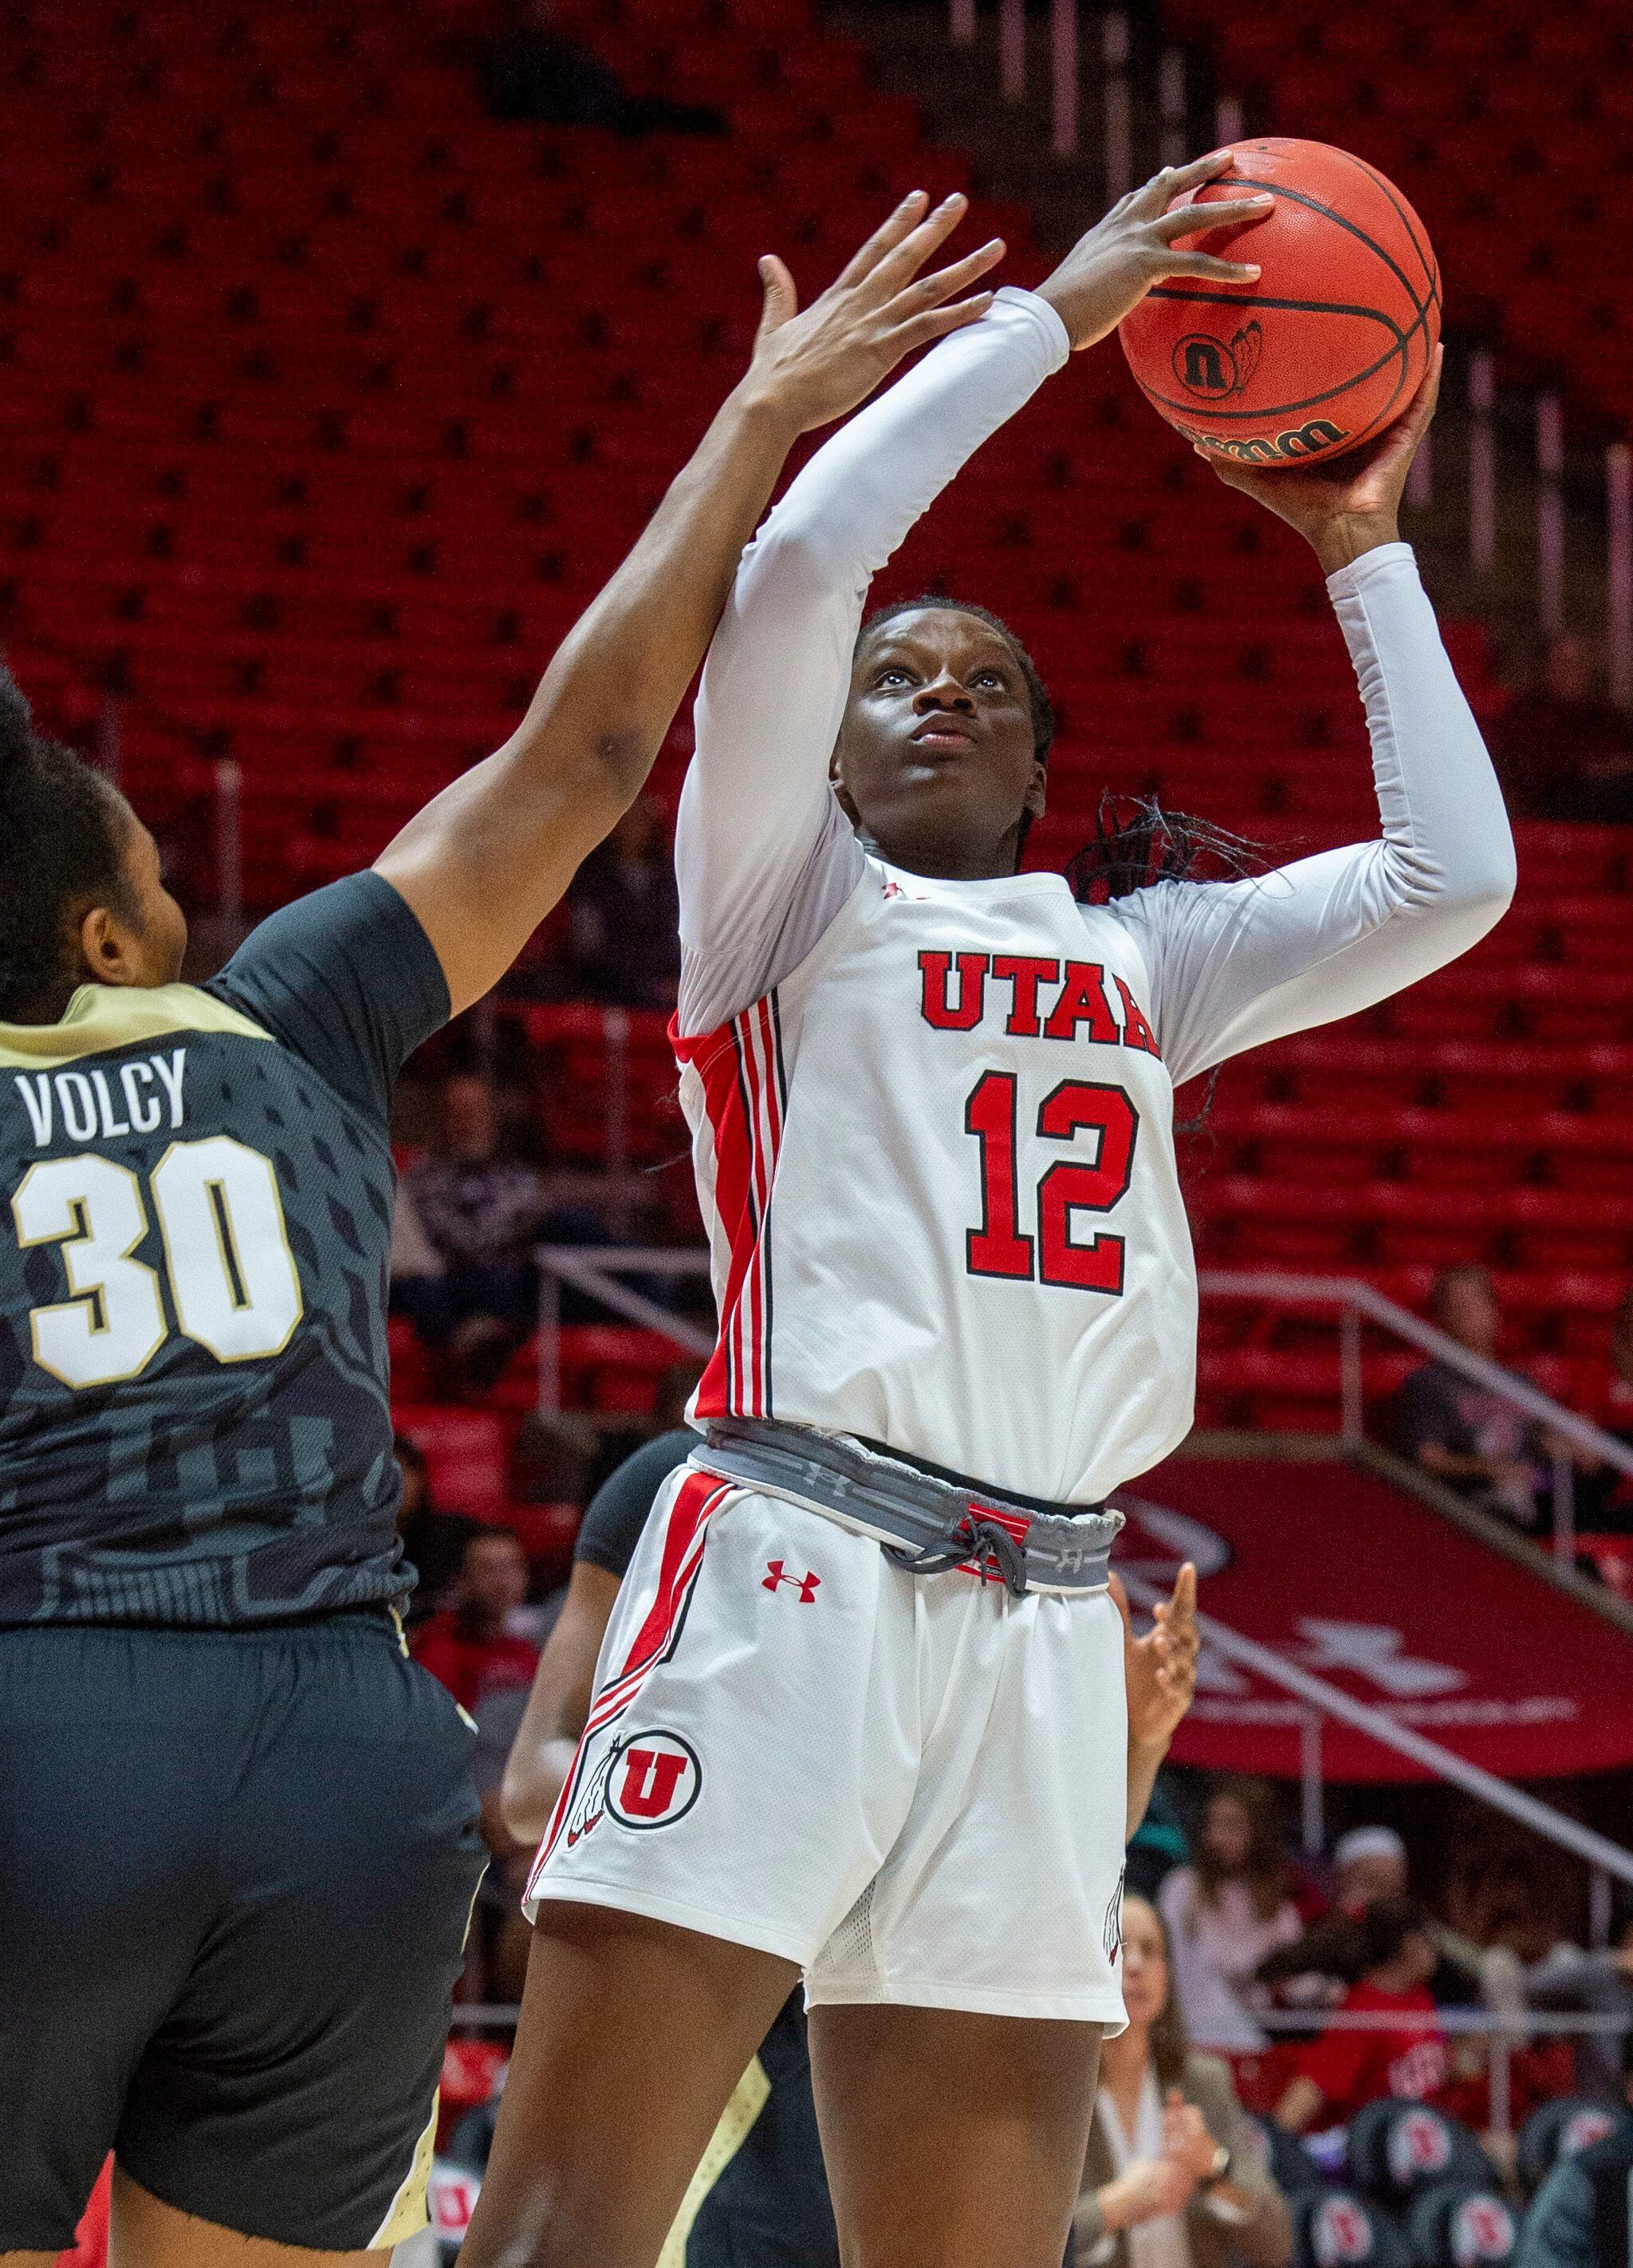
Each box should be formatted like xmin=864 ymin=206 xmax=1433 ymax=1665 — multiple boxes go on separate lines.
xmin=1118 ymin=137 xmax=1440 ymax=467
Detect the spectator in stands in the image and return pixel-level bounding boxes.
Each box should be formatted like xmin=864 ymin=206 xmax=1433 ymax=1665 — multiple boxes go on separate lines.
xmin=566 ymin=793 xmax=682 ymax=1009
xmin=1513 ymin=2034 xmax=1633 ymax=2268
xmin=1398 ymin=1266 xmax=1542 ymax=1524
xmin=395 ymin=1433 xmax=482 ymax=1625
xmin=1069 ymin=1892 xmax=1294 ymax=2267
xmin=1573 ymin=1286 xmax=1633 ymax=1534
xmin=399 ymin=1070 xmax=546 ymax=1390
xmin=1275 ymin=1900 xmax=1450 ymax=2134
xmin=1259 ymin=1825 xmax=1480 ymax=2009
xmin=1159 ymin=1778 xmax=1304 ymax=2055
xmin=478 ymin=0 xmax=726 ymax=135
xmin=1521 ymin=1912 xmax=1633 ymax=2105
xmin=413 ymin=1527 xmax=540 ymax=1715
xmin=1127 ymin=1774 xmax=1190 ymax=1902
xmin=1489 ymin=632 xmax=1633 ymax=822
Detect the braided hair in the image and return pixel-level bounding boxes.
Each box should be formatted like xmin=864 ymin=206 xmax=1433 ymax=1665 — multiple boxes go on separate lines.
xmin=0 ymin=669 xmax=137 ymax=1022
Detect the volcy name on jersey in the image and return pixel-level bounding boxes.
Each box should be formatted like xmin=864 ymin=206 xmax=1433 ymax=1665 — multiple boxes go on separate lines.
xmin=14 ymin=1049 xmax=188 ymax=1150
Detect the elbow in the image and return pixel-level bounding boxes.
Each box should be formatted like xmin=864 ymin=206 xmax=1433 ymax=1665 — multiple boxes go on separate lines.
xmin=498 ymin=1759 xmax=550 ymax=1850
xmin=739 ymin=509 xmax=855 ymax=609
xmin=588 ymin=723 xmax=663 ymax=807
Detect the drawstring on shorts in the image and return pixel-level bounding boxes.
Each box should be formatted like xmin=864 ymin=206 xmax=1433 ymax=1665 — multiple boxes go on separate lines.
xmin=887 ymin=1514 xmax=1030 ymax=1599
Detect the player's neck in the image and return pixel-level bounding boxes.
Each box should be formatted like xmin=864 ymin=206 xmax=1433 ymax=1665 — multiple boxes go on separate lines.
xmin=871 ymin=828 xmax=1024 ymax=883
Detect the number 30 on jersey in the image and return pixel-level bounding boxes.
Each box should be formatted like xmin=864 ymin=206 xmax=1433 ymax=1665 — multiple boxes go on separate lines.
xmin=10 ymin=1136 xmax=303 ymax=1388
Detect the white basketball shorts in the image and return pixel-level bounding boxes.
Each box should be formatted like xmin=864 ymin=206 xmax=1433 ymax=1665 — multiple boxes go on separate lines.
xmin=524 ymin=1463 xmax=1130 ymax=2024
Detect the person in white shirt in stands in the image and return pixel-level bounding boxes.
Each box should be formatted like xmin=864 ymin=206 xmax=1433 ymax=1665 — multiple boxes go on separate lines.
xmin=1159 ymin=1778 xmax=1303 ymax=2058
xmin=463 ymin=156 xmax=1513 ymax=2268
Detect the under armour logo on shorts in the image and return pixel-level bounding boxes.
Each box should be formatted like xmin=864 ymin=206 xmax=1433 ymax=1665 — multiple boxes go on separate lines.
xmin=762 ymin=1559 xmax=820 ymax=1603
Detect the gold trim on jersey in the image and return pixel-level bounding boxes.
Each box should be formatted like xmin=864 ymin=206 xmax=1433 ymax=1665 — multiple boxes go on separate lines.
xmin=368 ymin=2089 xmax=441 ymax=2249
xmin=657 ymin=2055 xmax=773 ymax=2268
xmin=0 ymin=983 xmax=272 ymax=1069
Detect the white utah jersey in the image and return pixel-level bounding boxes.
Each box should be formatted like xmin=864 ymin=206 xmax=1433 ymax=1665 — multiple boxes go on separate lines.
xmin=672 ymin=289 xmax=1515 ymax=1509
xmin=679 ymin=861 xmax=1194 ymax=1503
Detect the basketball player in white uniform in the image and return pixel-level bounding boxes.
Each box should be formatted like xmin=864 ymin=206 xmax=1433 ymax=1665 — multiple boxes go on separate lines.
xmin=461 ymin=159 xmax=1513 ymax=2268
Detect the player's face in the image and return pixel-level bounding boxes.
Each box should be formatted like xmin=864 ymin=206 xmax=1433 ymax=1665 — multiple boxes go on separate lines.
xmin=832 ymin=609 xmax=1046 ymax=880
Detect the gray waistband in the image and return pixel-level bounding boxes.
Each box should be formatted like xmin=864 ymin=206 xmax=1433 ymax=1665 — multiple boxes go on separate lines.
xmin=692 ymin=1417 xmax=1123 ymax=1596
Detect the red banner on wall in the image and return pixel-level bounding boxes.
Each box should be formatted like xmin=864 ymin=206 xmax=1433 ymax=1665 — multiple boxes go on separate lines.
xmin=1115 ymin=1459 xmax=1633 ymax=1782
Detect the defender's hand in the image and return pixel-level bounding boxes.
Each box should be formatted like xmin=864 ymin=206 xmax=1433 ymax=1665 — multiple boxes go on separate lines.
xmin=742 ymin=191 xmax=1006 ymax=437
xmin=1115 ymin=1561 xmax=1198 ymax=1754
xmin=1035 ymin=152 xmax=1270 ymax=352
xmin=1196 ymin=343 xmax=1442 ymax=574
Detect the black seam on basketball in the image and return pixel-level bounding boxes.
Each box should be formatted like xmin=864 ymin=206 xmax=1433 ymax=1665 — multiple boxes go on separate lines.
xmin=1143 ymin=282 xmax=1432 ymax=423
xmin=1332 ymin=148 xmax=1441 ymax=312
xmin=1190 ymin=172 xmax=1432 ymax=329
xmin=1135 ymin=317 xmax=1415 ymax=425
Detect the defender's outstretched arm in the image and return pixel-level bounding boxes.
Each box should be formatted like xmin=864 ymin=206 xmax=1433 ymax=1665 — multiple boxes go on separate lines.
xmin=374 ymin=193 xmax=1006 ymax=1014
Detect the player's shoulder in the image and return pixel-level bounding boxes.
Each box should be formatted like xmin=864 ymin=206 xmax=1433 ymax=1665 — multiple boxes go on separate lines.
xmin=0 ymin=981 xmax=273 ymax=1072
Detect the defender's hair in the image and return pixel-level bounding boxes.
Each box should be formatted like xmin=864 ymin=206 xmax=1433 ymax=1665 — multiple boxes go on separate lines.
xmin=853 ymin=597 xmax=1267 ymax=896
xmin=0 ymin=670 xmax=137 ymax=1022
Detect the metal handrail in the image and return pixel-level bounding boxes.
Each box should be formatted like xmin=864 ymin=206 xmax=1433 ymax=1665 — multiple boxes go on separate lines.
xmin=1199 ymin=1270 xmax=1633 ymax=1477
xmin=1198 ymin=1269 xmax=1633 ymax=1573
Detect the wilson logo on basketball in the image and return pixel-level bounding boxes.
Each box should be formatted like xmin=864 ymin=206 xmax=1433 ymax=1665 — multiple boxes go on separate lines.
xmin=1172 ymin=319 xmax=1261 ymax=400
xmin=606 ymin=1730 xmax=702 ymax=1830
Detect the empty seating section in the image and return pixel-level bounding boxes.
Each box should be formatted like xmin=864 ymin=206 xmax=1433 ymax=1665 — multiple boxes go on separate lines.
xmin=4 ymin=0 xmax=1630 ymax=1436
xmin=1163 ymin=0 xmax=1633 ymax=427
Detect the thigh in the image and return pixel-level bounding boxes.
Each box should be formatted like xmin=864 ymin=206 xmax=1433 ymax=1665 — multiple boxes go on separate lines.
xmin=526 ymin=1479 xmax=915 ymax=1971
xmin=0 ymin=1629 xmax=212 ymax=2254
xmin=458 ymin=1902 xmax=799 ymax=2268
xmin=116 ymin=1628 xmax=486 ymax=2254
xmin=809 ymin=2004 xmax=1104 ymax=2268
xmin=811 ymin=1583 xmax=1128 ymax=2022
xmin=108 ymin=2169 xmax=373 ymax=2268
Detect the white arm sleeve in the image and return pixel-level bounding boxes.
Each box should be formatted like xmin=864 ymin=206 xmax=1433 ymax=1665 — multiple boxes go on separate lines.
xmin=1109 ymin=542 xmax=1517 ymax=1089
xmin=675 ymin=286 xmax=1070 ymax=1037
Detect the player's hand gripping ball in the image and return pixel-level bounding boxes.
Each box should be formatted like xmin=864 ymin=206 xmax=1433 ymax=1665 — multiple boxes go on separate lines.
xmin=1118 ymin=137 xmax=1440 ymax=468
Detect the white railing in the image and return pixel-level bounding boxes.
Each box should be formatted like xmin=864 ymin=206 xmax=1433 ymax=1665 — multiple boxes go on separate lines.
xmin=1196 ymin=1270 xmax=1633 ymax=1572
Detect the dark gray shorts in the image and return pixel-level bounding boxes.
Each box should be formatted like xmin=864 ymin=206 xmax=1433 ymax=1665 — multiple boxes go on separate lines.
xmin=0 ymin=1615 xmax=486 ymax=2252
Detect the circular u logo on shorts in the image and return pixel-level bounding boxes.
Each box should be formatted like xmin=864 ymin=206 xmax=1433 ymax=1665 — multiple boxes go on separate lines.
xmin=606 ymin=1729 xmax=702 ymax=1830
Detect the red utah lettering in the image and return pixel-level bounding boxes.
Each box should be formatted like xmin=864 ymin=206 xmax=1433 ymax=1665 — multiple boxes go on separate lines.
xmin=1042 ymin=962 xmax=1119 ymax=1044
xmin=919 ymin=950 xmax=990 ymax=1030
xmin=618 ymin=1746 xmax=690 ymax=1819
xmin=992 ymin=955 xmax=1060 ymax=1037
xmin=1114 ymin=975 xmax=1161 ymax=1057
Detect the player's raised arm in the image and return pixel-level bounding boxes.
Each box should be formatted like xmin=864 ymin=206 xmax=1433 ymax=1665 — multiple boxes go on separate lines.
xmin=373 ymin=194 xmax=1009 ymax=1015
xmin=676 ymin=155 xmax=1274 ymax=1035
xmin=1112 ymin=345 xmax=1517 ymax=1088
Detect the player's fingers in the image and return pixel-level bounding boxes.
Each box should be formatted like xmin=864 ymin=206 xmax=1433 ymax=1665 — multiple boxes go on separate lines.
xmin=889 ymin=293 xmax=996 ymax=352
xmin=754 ymin=254 xmax=798 ymax=345
xmin=1161 ymin=249 xmax=1263 ymax=283
xmin=868 ymin=191 xmax=971 ymax=297
xmin=834 ymin=190 xmax=931 ymax=289
xmin=1143 ymin=148 xmax=1238 ymax=207
xmin=885 ymin=237 xmax=1005 ymax=317
xmin=1172 ymin=1561 xmax=1198 ymax=1620
xmin=1153 ymin=192 xmax=1273 ymax=240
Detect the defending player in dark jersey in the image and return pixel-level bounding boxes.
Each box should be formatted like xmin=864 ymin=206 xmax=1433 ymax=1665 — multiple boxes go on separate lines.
xmin=0 ymin=195 xmax=1008 ymax=2268
xmin=494 ymin=1434 xmax=1200 ymax=2268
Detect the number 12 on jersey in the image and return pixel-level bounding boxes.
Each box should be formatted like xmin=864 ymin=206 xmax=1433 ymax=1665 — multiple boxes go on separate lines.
xmin=964 ymin=1072 xmax=1138 ymax=1293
